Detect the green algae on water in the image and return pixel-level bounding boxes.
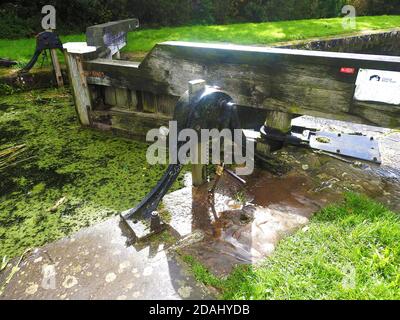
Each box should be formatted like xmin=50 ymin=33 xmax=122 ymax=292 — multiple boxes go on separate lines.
xmin=0 ymin=88 xmax=183 ymax=258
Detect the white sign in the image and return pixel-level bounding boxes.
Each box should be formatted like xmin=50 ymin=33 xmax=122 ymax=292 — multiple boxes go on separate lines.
xmin=354 ymin=68 xmax=400 ymax=105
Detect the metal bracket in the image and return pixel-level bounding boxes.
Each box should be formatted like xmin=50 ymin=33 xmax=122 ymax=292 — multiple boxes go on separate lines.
xmin=120 ymin=211 xmax=167 ymax=241
xmin=309 ymin=131 xmax=381 ymax=164
xmin=261 ymin=125 xmax=382 ymax=164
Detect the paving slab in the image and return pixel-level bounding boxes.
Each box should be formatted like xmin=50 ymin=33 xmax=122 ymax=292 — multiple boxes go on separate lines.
xmin=0 ymin=217 xmax=211 ymax=300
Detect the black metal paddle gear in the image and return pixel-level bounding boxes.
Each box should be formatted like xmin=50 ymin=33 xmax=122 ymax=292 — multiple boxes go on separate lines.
xmin=120 ymin=86 xmax=242 ymax=236
xmin=19 ymin=31 xmax=63 ymax=73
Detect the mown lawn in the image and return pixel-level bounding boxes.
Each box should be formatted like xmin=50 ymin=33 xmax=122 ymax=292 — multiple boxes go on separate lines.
xmin=184 ymin=193 xmax=400 ymax=300
xmin=0 ymin=15 xmax=400 ymax=64
xmin=126 ymin=15 xmax=400 ymax=52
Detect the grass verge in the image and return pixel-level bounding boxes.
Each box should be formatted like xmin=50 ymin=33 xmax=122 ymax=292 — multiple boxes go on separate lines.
xmin=184 ymin=193 xmax=400 ymax=300
xmin=0 ymin=15 xmax=399 ymax=64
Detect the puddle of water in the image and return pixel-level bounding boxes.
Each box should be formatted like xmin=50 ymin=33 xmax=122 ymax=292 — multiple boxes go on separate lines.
xmin=246 ymin=172 xmax=314 ymax=209
xmin=168 ymin=168 xmax=338 ymax=276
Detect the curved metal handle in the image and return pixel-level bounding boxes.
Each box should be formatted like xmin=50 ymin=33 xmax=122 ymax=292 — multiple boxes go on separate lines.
xmin=19 ymin=49 xmax=41 ymax=73
xmin=121 ymin=164 xmax=183 ymax=221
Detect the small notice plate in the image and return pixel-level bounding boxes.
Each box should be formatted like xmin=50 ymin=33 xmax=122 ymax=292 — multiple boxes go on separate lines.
xmin=354 ymin=69 xmax=400 ymax=105
xmin=310 ymin=131 xmax=381 ymax=164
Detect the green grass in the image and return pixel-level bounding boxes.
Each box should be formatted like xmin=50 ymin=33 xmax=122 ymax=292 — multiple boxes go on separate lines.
xmin=0 ymin=15 xmax=399 ymax=64
xmin=183 ymin=255 xmax=225 ymax=289
xmin=0 ymin=34 xmax=85 ymax=66
xmin=126 ymin=15 xmax=400 ymax=52
xmin=185 ymin=193 xmax=400 ymax=300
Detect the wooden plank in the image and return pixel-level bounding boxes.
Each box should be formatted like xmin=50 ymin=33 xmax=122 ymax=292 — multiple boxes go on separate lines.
xmin=50 ymin=49 xmax=64 ymax=87
xmin=129 ymin=90 xmax=138 ymax=110
xmin=140 ymin=44 xmax=355 ymax=117
xmin=154 ymin=41 xmax=400 ymax=71
xmin=84 ymin=59 xmax=169 ymax=94
xmin=115 ymin=88 xmax=129 ymax=108
xmin=90 ymin=108 xmax=170 ymax=138
xmin=64 ymin=50 xmax=91 ymax=125
xmin=86 ymin=19 xmax=139 ymax=57
xmin=156 ymin=94 xmax=178 ymax=116
xmin=86 ymin=59 xmax=140 ymax=68
xmin=104 ymin=87 xmax=117 ymax=106
xmin=80 ymin=41 xmax=400 ymax=129
xmin=351 ymin=101 xmax=400 ymax=128
xmin=142 ymin=91 xmax=157 ymax=113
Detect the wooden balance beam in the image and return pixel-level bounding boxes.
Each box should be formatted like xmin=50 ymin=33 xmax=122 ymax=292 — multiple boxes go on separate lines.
xmin=64 ymin=22 xmax=400 ymax=137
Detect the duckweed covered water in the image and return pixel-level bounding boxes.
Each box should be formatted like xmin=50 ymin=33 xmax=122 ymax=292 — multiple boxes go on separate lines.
xmin=0 ymin=88 xmax=182 ymax=258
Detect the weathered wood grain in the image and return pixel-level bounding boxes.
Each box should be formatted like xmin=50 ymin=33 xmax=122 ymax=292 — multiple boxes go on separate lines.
xmin=50 ymin=48 xmax=64 ymax=87
xmin=351 ymin=101 xmax=400 ymax=128
xmin=64 ymin=52 xmax=91 ymax=126
xmin=90 ymin=108 xmax=170 ymax=138
xmin=80 ymin=41 xmax=400 ymax=129
xmin=86 ymin=19 xmax=139 ymax=57
xmin=115 ymin=88 xmax=129 ymax=108
xmin=104 ymin=87 xmax=117 ymax=106
xmin=152 ymin=42 xmax=400 ymax=71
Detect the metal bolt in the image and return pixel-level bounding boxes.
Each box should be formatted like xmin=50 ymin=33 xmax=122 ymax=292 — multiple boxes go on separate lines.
xmin=150 ymin=211 xmax=162 ymax=232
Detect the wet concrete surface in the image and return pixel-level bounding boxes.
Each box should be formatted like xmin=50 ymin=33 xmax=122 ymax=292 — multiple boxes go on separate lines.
xmin=0 ymin=217 xmax=210 ymax=300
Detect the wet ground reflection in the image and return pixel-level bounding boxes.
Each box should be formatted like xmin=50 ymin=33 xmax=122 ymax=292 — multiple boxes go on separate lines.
xmin=164 ymin=169 xmax=338 ymax=276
